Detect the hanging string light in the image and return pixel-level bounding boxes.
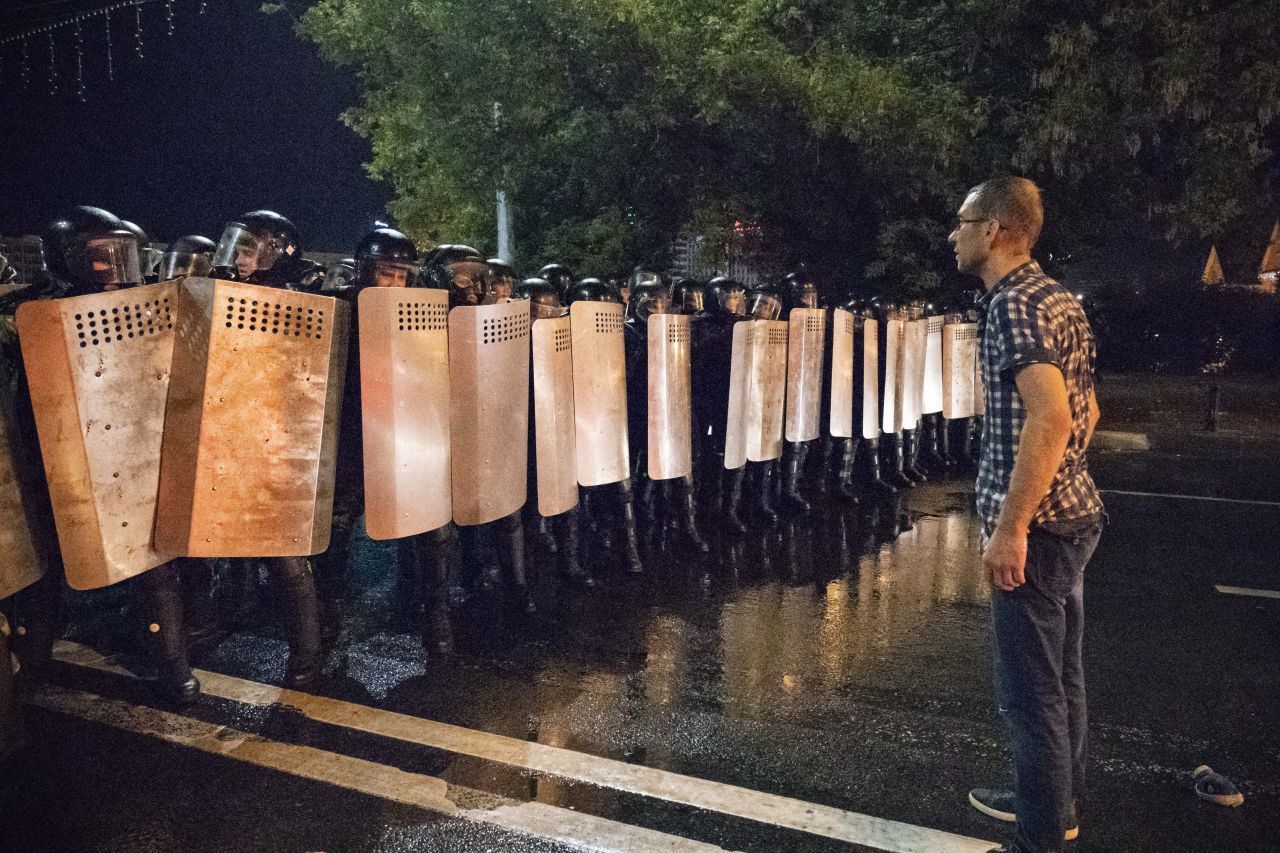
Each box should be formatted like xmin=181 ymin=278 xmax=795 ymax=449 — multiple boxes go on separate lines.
xmin=166 ymin=0 xmax=175 ymax=37
xmin=134 ymin=5 xmax=144 ymax=60
xmin=105 ymin=10 xmax=114 ymax=82
xmin=47 ymin=32 xmax=57 ymax=96
xmin=74 ymin=17 xmax=86 ymax=101
xmin=20 ymin=38 xmax=30 ymax=90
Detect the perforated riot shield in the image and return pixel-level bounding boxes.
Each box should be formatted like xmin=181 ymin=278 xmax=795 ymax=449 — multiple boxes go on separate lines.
xmin=18 ymin=282 xmax=177 ymax=589
xmin=723 ymin=322 xmax=753 ymax=470
xmin=358 ymin=288 xmax=451 ymax=540
xmin=901 ymin=319 xmax=924 ymax=429
xmin=569 ymin=301 xmax=629 ymax=487
xmin=647 ymin=313 xmax=692 ymax=481
xmin=784 ymin=308 xmax=825 ymax=443
xmin=449 ymin=301 xmax=530 ymax=526
xmin=531 ymin=315 xmax=578 ymax=517
xmin=922 ymin=315 xmax=944 ymax=415
xmin=828 ymin=309 xmax=855 ymax=439
xmin=859 ymin=318 xmax=881 ymax=440
xmin=748 ymin=320 xmax=788 ymax=462
xmin=154 ymin=278 xmax=349 ymax=558
xmin=942 ymin=321 xmax=979 ymax=419
xmin=880 ymin=316 xmax=904 ymax=435
xmin=0 ymin=417 xmax=44 ymax=600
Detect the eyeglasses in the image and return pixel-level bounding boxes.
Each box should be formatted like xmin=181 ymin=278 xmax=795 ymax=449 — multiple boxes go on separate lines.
xmin=952 ymin=217 xmax=991 ymax=230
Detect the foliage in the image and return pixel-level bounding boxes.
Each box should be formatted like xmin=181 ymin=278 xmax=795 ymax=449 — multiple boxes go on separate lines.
xmin=300 ymin=0 xmax=1280 ymax=300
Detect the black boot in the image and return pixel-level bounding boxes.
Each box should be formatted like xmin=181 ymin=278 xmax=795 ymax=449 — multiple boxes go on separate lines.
xmin=835 ymin=438 xmax=861 ymax=503
xmin=410 ymin=527 xmax=454 ymax=654
xmin=724 ymin=467 xmax=749 ymax=534
xmin=618 ymin=498 xmax=645 ymax=574
xmin=10 ymin=572 xmax=61 ymax=682
xmin=936 ymin=414 xmax=955 ymax=470
xmin=921 ymin=413 xmax=948 ymax=474
xmin=674 ymin=475 xmax=710 ymax=553
xmin=754 ymin=462 xmax=779 ymax=522
xmin=553 ymin=507 xmax=596 ymax=586
xmin=884 ymin=433 xmax=915 ymax=489
xmin=864 ymin=438 xmax=898 ymax=497
xmin=270 ymin=557 xmax=324 ymax=690
xmin=954 ymin=417 xmax=977 ymax=471
xmin=781 ymin=442 xmax=812 ymax=513
xmin=496 ymin=514 xmax=536 ymax=613
xmin=903 ymin=428 xmax=928 ymax=483
xmin=816 ymin=437 xmax=836 ymax=496
xmin=311 ymin=523 xmax=352 ymax=646
xmin=138 ymin=563 xmax=200 ymax=706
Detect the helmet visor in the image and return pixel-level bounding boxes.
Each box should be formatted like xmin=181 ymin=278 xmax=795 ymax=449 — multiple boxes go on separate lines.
xmin=323 ymin=263 xmax=357 ymax=292
xmin=447 ymin=260 xmax=489 ymax=305
xmin=158 ymin=250 xmax=212 ymax=280
xmin=745 ymin=291 xmax=782 ymax=321
xmin=678 ymin=289 xmax=706 ymax=314
xmin=369 ymin=260 xmax=416 ymax=289
xmin=530 ymin=294 xmax=563 ymax=320
xmin=213 ymin=224 xmax=282 ymax=278
xmin=718 ymin=289 xmax=746 ymax=316
xmin=71 ymin=236 xmax=142 ymax=287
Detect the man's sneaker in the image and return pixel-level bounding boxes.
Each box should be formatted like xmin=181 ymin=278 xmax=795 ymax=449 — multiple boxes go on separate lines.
xmin=968 ymin=789 xmax=1079 ymax=841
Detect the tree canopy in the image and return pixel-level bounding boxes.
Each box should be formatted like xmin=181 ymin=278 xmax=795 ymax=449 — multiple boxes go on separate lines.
xmin=301 ymin=0 xmax=1280 ymax=298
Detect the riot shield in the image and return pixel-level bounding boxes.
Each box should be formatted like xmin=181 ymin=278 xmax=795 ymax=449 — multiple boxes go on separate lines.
xmin=784 ymin=308 xmax=825 ymax=443
xmin=828 ymin=308 xmax=854 ymax=439
xmin=723 ymin=322 xmax=753 ymax=470
xmin=154 ymin=278 xmax=349 ymax=558
xmin=942 ymin=321 xmax=979 ymax=419
xmin=569 ymin=301 xmax=629 ymax=487
xmin=880 ymin=316 xmax=904 ymax=435
xmin=860 ymin=318 xmax=881 ymax=440
xmin=531 ymin=315 xmax=579 ymax=517
xmin=0 ymin=416 xmax=44 ymax=600
xmin=901 ymin=319 xmax=924 ymax=429
xmin=17 ymin=281 xmax=177 ymax=589
xmin=358 ymin=287 xmax=451 ymax=540
xmin=647 ymin=313 xmax=692 ymax=481
xmin=448 ymin=300 xmax=530 ymax=526
xmin=747 ymin=320 xmax=788 ymax=462
xmin=922 ymin=315 xmax=944 ymax=415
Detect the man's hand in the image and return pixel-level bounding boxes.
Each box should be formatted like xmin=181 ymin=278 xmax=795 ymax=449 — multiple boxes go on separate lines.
xmin=984 ymin=525 xmax=1027 ymax=591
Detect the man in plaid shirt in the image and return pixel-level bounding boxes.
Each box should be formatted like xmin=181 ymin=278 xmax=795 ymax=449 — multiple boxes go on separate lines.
xmin=949 ymin=177 xmax=1104 ymax=853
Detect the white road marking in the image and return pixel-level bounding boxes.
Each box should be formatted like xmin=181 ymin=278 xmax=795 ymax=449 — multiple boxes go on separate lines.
xmin=54 ymin=640 xmax=994 ymax=853
xmin=1100 ymin=489 xmax=1280 ymax=507
xmin=31 ymin=683 xmax=725 ymax=853
xmin=1215 ymin=585 xmax=1280 ymax=600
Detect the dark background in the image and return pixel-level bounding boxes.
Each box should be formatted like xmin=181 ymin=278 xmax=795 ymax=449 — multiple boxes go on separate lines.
xmin=0 ymin=0 xmax=388 ymax=251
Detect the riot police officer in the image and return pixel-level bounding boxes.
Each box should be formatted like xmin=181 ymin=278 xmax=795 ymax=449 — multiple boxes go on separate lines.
xmin=778 ymin=271 xmax=823 ymax=513
xmin=211 ymin=210 xmax=325 ymax=292
xmin=313 ymin=228 xmax=455 ymax=652
xmin=742 ymin=283 xmax=786 ymax=521
xmin=537 ymin=263 xmax=576 ymax=302
xmin=487 ymin=258 xmax=518 ymax=302
xmin=694 ymin=276 xmax=750 ymax=531
xmin=157 ymin=235 xmax=216 ymax=280
xmin=423 ymin=246 xmax=536 ymax=612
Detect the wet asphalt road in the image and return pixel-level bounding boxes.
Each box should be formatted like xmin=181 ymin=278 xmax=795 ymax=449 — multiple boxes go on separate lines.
xmin=2 ymin=450 xmax=1279 ymax=853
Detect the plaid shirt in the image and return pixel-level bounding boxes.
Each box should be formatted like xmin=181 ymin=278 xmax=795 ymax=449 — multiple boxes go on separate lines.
xmin=975 ymin=261 xmax=1102 ymax=534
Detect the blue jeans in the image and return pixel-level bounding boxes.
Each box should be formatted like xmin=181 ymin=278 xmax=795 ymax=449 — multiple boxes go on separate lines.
xmin=991 ymin=513 xmax=1104 ymax=853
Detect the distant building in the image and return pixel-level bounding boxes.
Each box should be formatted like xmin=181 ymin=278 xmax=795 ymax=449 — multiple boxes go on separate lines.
xmin=1201 ymin=222 xmax=1279 ymax=295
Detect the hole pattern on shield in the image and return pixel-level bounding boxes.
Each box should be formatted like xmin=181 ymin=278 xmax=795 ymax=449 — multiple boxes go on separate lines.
xmin=666 ymin=322 xmax=689 ymax=344
xmin=554 ymin=326 xmax=571 ymax=353
xmin=481 ymin=312 xmax=530 ymax=345
xmin=954 ymin=326 xmax=977 ymax=341
xmin=593 ymin=312 xmax=623 ymax=335
xmin=843 ymin=315 xmax=854 ymax=335
xmin=802 ymin=315 xmax=824 ymax=332
xmin=224 ymin=296 xmax=326 ymax=339
xmin=398 ymin=300 xmax=447 ymax=332
xmin=767 ymin=327 xmax=787 ymax=345
xmin=926 ymin=316 xmax=944 ymax=333
xmin=76 ymin=298 xmax=173 ymax=348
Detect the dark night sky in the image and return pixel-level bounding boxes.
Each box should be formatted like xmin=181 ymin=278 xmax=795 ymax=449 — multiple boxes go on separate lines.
xmin=0 ymin=0 xmax=389 ymax=252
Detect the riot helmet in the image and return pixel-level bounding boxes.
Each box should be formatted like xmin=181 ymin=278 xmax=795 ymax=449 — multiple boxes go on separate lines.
xmin=783 ymin=270 xmax=820 ymax=310
xmin=119 ymin=220 xmax=160 ymax=280
xmin=158 ymin=234 xmax=216 ymax=280
xmin=564 ymin=277 xmax=620 ymax=305
xmin=515 ymin=277 xmax=563 ymax=320
xmin=212 ymin=210 xmax=300 ymax=281
xmin=625 ymin=279 xmax=671 ymax=324
xmin=354 ymin=228 xmax=418 ymax=289
xmin=537 ymin=263 xmax=576 ymax=298
xmin=744 ymin=285 xmax=783 ymax=320
xmin=422 ymin=244 xmax=488 ymax=306
xmin=670 ymin=278 xmax=707 ymax=315
xmin=705 ymin=276 xmax=747 ymax=318
xmin=321 ymin=259 xmax=358 ymax=292
xmin=486 ymin=258 xmax=517 ymax=302
xmin=43 ymin=206 xmax=143 ymax=293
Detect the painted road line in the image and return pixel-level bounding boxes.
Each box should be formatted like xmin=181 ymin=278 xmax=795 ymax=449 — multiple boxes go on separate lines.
xmin=1215 ymin=585 xmax=1280 ymax=600
xmin=1100 ymin=489 xmax=1280 ymax=507
xmin=55 ymin=640 xmax=994 ymax=853
xmin=31 ymin=683 xmax=726 ymax=853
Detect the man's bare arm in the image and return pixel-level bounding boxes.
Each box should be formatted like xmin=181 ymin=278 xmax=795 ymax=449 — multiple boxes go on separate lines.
xmin=983 ymin=363 xmax=1073 ymax=590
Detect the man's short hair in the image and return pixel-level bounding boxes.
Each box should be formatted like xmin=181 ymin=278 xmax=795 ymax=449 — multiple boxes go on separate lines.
xmin=970 ymin=176 xmax=1044 ymax=249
